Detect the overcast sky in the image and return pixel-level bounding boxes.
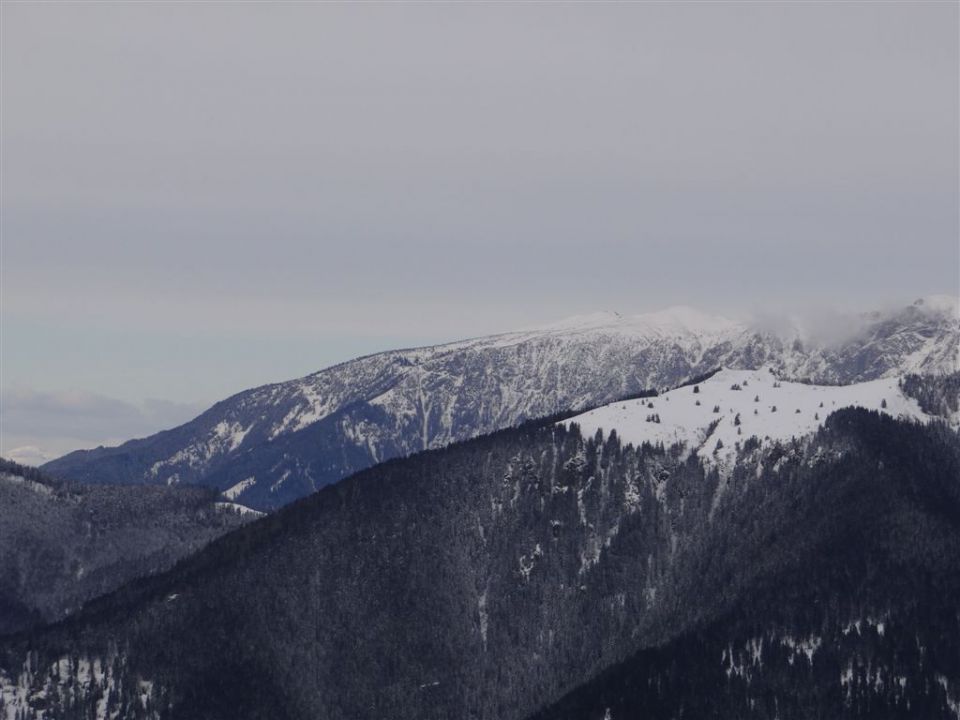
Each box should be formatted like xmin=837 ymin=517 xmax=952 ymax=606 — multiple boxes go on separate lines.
xmin=2 ymin=2 xmax=958 ymax=462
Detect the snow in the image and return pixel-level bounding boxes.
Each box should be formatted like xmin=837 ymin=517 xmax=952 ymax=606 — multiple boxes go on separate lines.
xmin=215 ymin=501 xmax=265 ymax=517
xmin=938 ymin=675 xmax=960 ymax=718
xmin=523 ymin=305 xmax=740 ymax=340
xmin=842 ymin=615 xmax=888 ymax=638
xmin=223 ymin=476 xmax=256 ymax=500
xmin=841 ymin=662 xmax=855 ymax=692
xmin=212 ymin=421 xmax=251 ymax=451
xmin=562 ymin=368 xmax=931 ymax=470
xmin=148 ymin=421 xmax=251 ymax=483
xmin=59 ymin=297 xmax=955 ymax=508
xmin=269 ymin=469 xmax=292 ymax=493
xmin=518 ymin=544 xmax=543 ymax=581
xmin=780 ymin=634 xmax=822 ymax=664
xmin=0 ymin=472 xmax=54 ymax=497
xmin=0 ymin=653 xmax=160 ymax=720
xmin=477 ymin=589 xmax=489 ymax=647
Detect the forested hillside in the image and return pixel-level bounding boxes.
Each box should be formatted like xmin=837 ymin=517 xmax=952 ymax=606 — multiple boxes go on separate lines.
xmin=533 ymin=411 xmax=960 ymax=719
xmin=2 ymin=410 xmax=958 ymax=719
xmin=0 ymin=459 xmax=255 ymax=636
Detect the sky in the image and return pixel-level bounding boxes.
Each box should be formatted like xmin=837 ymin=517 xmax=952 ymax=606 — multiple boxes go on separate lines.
xmin=2 ymin=2 xmax=958 ymax=463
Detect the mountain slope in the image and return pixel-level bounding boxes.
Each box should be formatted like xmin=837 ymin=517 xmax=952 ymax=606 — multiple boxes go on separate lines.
xmin=3 ymin=398 xmax=959 ymax=719
xmin=532 ymin=413 xmax=960 ymax=720
xmin=0 ymin=459 xmax=257 ymax=636
xmin=44 ymin=298 xmax=959 ymax=510
xmin=563 ymin=367 xmax=934 ymax=473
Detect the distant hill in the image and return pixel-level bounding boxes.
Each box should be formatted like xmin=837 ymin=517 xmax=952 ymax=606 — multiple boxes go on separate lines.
xmin=43 ymin=297 xmax=959 ymax=510
xmin=0 ymin=459 xmax=257 ymax=635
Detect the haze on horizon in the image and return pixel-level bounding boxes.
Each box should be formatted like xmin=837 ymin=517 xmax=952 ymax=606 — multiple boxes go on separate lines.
xmin=1 ymin=2 xmax=958 ymax=463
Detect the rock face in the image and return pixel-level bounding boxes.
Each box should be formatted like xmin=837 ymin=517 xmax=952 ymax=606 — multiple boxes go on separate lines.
xmin=43 ymin=298 xmax=959 ymax=509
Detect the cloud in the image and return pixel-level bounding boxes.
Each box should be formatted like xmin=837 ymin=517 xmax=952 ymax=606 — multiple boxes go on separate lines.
xmin=1 ymin=388 xmax=205 ymax=465
xmin=5 ymin=445 xmax=57 ymax=466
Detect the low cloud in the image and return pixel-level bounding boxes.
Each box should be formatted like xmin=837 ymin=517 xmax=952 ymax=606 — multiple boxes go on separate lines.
xmin=5 ymin=445 xmax=57 ymax=466
xmin=1 ymin=389 xmax=205 ymax=465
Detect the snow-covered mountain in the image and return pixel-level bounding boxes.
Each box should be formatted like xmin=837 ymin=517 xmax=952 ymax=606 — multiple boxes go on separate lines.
xmin=564 ymin=367 xmax=938 ymax=473
xmin=43 ymin=297 xmax=959 ymax=510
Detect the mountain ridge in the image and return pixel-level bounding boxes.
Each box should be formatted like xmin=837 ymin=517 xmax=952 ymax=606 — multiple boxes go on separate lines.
xmin=4 ymin=409 xmax=959 ymax=719
xmin=43 ymin=298 xmax=959 ymax=510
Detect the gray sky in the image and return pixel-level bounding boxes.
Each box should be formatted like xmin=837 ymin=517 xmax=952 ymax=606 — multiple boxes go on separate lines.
xmin=2 ymin=1 xmax=958 ymax=462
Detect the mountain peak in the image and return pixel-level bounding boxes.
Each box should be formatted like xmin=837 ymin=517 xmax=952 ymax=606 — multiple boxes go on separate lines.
xmin=43 ymin=296 xmax=959 ymax=510
xmin=634 ymin=305 xmax=739 ymax=335
xmin=530 ymin=305 xmax=738 ymax=338
xmin=531 ymin=311 xmax=626 ymax=333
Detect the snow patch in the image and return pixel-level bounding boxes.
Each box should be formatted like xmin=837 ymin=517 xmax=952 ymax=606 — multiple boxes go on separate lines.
xmin=0 ymin=472 xmax=54 ymax=497
xmin=518 ymin=544 xmax=543 ymax=582
xmin=223 ymin=476 xmax=256 ymax=500
xmin=215 ymin=501 xmax=265 ymax=517
xmin=562 ymin=368 xmax=931 ymax=497
xmin=0 ymin=653 xmax=161 ymax=720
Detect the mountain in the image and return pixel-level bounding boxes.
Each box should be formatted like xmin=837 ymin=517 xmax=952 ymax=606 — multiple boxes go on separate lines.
xmin=563 ymin=367 xmax=940 ymax=472
xmin=0 ymin=459 xmax=258 ymax=636
xmin=43 ymin=298 xmax=959 ymax=510
xmin=530 ymin=424 xmax=960 ymax=720
xmin=2 ymin=380 xmax=958 ymax=719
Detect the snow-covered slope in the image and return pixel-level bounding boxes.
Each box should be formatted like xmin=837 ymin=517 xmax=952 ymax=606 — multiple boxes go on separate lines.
xmin=44 ymin=297 xmax=959 ymax=510
xmin=563 ymin=368 xmax=933 ymax=472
